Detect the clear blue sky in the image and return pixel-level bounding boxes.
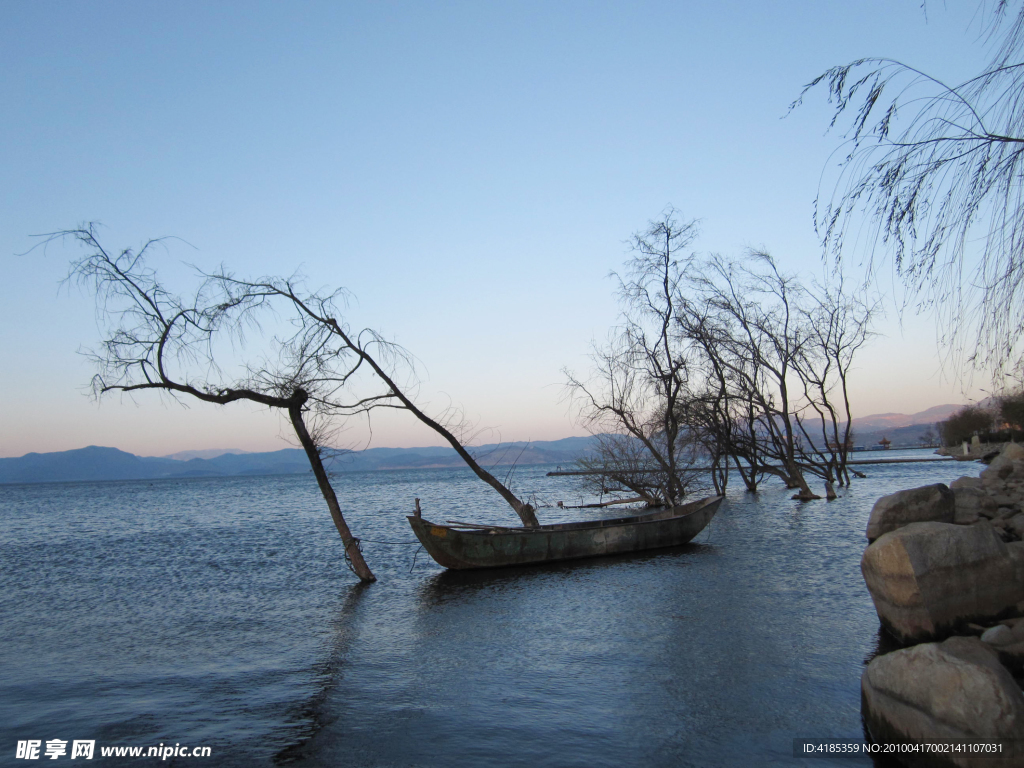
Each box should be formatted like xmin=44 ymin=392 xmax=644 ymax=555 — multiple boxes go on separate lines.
xmin=0 ymin=1 xmax=991 ymax=457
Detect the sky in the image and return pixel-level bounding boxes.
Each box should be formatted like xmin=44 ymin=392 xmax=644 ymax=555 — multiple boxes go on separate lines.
xmin=0 ymin=1 xmax=997 ymax=458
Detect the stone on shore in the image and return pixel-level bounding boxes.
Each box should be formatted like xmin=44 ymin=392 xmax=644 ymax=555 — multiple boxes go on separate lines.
xmin=981 ymin=624 xmax=1015 ymax=645
xmin=985 ymin=613 xmax=1024 ymax=674
xmin=1009 ymin=514 xmax=1024 ymax=539
xmin=952 ymin=487 xmax=998 ymax=523
xmin=861 ymin=522 xmax=1024 ymax=644
xmin=861 ymin=636 xmax=1024 ymax=767
xmin=950 ymin=476 xmax=982 ymax=489
xmin=866 ymin=484 xmax=955 ymax=542
xmin=982 ymin=456 xmax=1024 ymax=484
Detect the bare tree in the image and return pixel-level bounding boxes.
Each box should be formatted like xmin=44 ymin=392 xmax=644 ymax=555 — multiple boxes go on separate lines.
xmin=796 ymin=1 xmax=1024 ymax=378
xmin=793 ymin=276 xmax=877 ymax=486
xmin=565 ymin=211 xmax=703 ymax=506
xmin=672 ymin=288 xmax=764 ymax=492
xmin=684 ymin=252 xmax=823 ymax=498
xmin=570 ymin=210 xmax=875 ymax=503
xmin=678 ymin=251 xmax=875 ymax=497
xmin=55 ymin=225 xmax=539 ymax=582
xmin=571 ymin=431 xmax=705 ymax=504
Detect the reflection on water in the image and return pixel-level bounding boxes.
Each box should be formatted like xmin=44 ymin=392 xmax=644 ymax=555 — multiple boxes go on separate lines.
xmin=0 ymin=452 xmax=972 ymax=766
xmin=276 ymin=581 xmax=370 ymax=764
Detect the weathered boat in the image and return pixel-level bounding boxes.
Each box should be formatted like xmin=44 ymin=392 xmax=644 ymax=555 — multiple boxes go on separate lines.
xmin=407 ymin=495 xmax=723 ymax=570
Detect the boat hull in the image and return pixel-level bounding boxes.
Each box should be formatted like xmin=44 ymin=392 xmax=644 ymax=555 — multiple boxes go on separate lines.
xmin=407 ymin=495 xmax=723 ymax=570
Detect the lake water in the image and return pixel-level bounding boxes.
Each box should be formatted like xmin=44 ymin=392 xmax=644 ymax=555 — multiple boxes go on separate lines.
xmin=0 ymin=451 xmax=972 ymax=766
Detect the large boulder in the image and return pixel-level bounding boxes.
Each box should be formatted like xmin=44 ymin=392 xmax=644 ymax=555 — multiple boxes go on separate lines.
xmin=861 ymin=522 xmax=1024 ymax=643
xmin=866 ymin=484 xmax=955 ymax=542
xmin=952 ymin=487 xmax=999 ymax=523
xmin=862 ymin=636 xmax=1024 ymax=767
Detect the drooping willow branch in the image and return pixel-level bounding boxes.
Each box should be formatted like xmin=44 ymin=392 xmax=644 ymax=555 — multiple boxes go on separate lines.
xmin=796 ymin=2 xmax=1024 ymax=378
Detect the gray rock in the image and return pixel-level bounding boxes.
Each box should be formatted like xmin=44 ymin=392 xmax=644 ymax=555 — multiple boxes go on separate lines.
xmin=861 ymin=636 xmax=1024 ymax=767
xmin=981 ymin=624 xmax=1015 ymax=645
xmin=988 ymin=614 xmax=1024 ymax=674
xmin=866 ymin=484 xmax=955 ymax=542
xmin=1009 ymin=515 xmax=1024 ymax=539
xmin=953 ymin=486 xmax=998 ymax=522
xmin=1003 ymin=443 xmax=1024 ymax=462
xmin=1008 ymin=541 xmax=1024 ymax=586
xmin=993 ymin=494 xmax=1020 ymax=508
xmin=982 ymin=467 xmax=1010 ymax=488
xmin=984 ymin=456 xmax=1019 ymax=482
xmin=861 ymin=522 xmax=1024 ymax=643
xmin=984 ymin=443 xmax=1024 ymax=483
xmin=956 ymin=505 xmax=982 ymax=526
xmin=951 ymin=476 xmax=983 ymax=489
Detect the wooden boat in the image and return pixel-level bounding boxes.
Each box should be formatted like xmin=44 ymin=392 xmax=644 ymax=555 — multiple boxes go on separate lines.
xmin=407 ymin=495 xmax=723 ymax=570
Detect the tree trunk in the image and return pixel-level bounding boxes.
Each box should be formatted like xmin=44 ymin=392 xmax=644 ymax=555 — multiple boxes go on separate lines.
xmin=288 ymin=394 xmax=376 ymax=582
xmin=788 ymin=463 xmax=821 ymax=501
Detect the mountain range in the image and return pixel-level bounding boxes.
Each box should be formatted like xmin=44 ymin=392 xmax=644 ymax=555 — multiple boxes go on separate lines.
xmin=0 ymin=437 xmax=594 ymax=485
xmin=848 ymin=404 xmax=961 ymax=432
xmin=0 ymin=405 xmax=963 ymax=485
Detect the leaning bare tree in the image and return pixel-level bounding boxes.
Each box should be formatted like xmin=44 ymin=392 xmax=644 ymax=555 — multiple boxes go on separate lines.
xmin=796 ymin=0 xmax=1024 ymax=378
xmin=55 ymin=225 xmax=539 ymax=583
xmin=565 ymin=211 xmax=705 ymax=506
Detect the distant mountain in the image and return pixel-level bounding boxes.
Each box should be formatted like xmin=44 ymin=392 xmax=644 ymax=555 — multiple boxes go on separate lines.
xmin=0 ymin=410 xmax=968 ymax=485
xmin=0 ymin=437 xmax=598 ymax=485
xmin=0 ymin=446 xmax=184 ymax=485
xmin=161 ymin=448 xmax=252 ymax=461
xmin=850 ymin=404 xmax=962 ymax=432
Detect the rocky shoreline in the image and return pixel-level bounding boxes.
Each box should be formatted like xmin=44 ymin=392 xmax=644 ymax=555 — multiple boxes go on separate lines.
xmin=859 ymin=443 xmax=1024 ymax=767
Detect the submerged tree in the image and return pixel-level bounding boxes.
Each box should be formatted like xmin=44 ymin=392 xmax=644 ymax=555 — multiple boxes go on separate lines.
xmin=683 ymin=252 xmax=819 ymax=498
xmin=565 ymin=212 xmax=704 ymax=506
xmin=682 ymin=251 xmax=875 ymax=496
xmin=798 ymin=1 xmax=1024 ymax=378
xmin=793 ymin=274 xmax=876 ymax=486
xmin=569 ymin=211 xmax=875 ymax=503
xmin=55 ymin=225 xmax=539 ymax=582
